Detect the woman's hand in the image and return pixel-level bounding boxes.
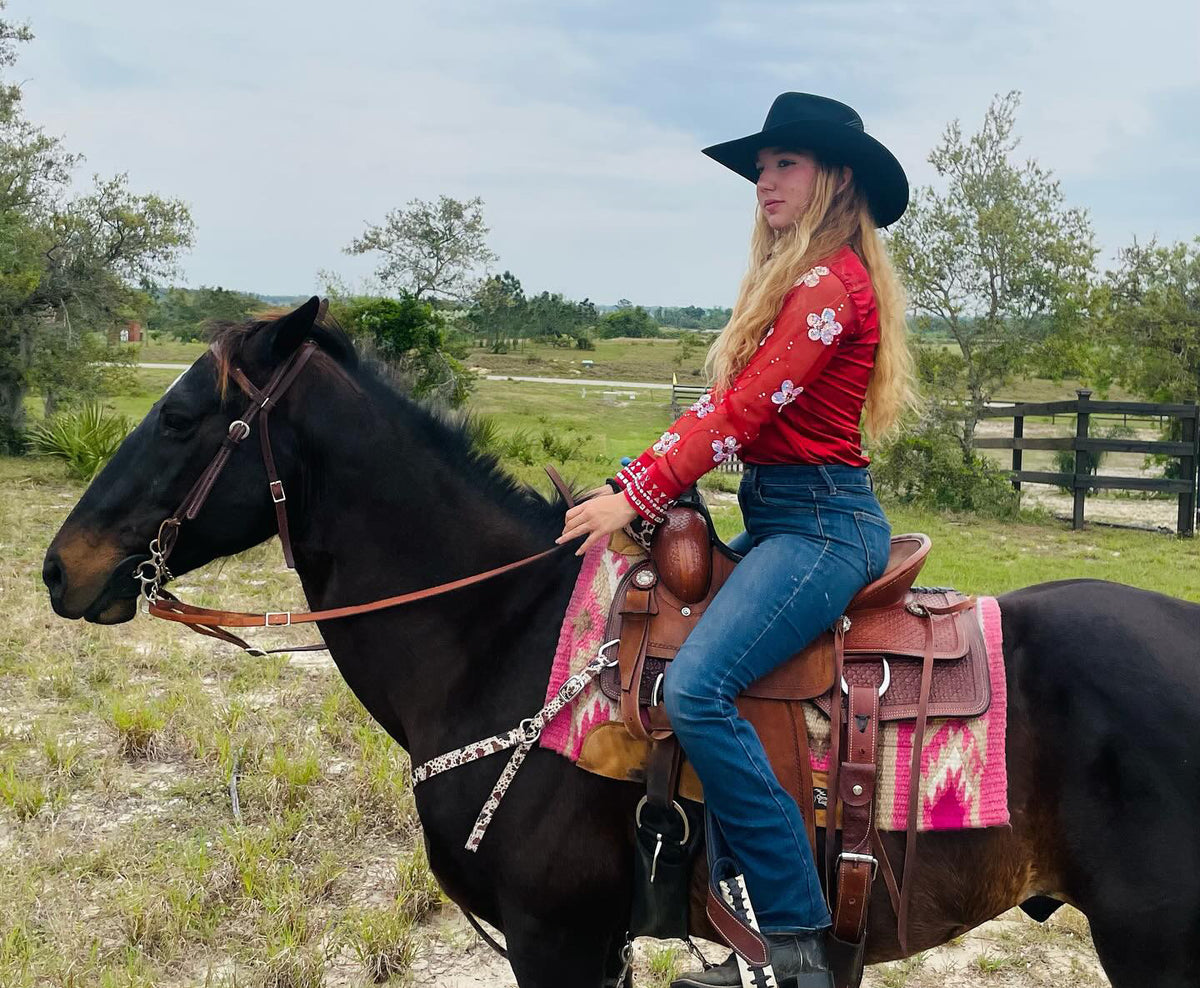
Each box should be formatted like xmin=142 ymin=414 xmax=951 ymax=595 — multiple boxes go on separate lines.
xmin=557 ymin=491 xmax=639 ymax=556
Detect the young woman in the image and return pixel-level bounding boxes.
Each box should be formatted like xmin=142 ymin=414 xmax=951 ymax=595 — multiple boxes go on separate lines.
xmin=558 ymin=92 xmax=913 ymax=987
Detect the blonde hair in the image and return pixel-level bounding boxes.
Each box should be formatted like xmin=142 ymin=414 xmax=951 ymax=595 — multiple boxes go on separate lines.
xmin=705 ymin=161 xmax=914 ymax=439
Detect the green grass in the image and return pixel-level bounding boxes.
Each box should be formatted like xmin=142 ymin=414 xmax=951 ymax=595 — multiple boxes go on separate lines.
xmin=1 ymin=356 xmax=1196 ymax=986
xmin=123 ymin=338 xmax=208 ymax=364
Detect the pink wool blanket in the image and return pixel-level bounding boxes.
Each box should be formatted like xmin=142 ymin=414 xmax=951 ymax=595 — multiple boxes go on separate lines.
xmin=539 ymin=541 xmax=1009 ymax=833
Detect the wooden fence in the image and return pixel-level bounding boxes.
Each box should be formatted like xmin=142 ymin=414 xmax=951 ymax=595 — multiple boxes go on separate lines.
xmin=673 ymin=380 xmax=1199 ymax=532
xmin=977 ymin=390 xmax=1199 ymax=536
xmin=670 ymin=379 xmax=744 ymax=472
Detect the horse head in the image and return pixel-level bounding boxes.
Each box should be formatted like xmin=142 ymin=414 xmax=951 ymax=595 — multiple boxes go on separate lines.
xmin=42 ymin=296 xmax=349 ymax=624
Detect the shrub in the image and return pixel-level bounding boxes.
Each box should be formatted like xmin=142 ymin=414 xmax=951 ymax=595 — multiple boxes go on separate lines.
xmin=26 ymin=404 xmax=132 ymax=480
xmin=873 ymin=425 xmax=1019 ymax=516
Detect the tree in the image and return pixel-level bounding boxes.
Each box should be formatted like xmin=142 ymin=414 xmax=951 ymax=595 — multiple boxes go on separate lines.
xmin=0 ymin=8 xmax=194 ymax=448
xmin=598 ymin=306 xmax=660 ymax=339
xmin=467 ymin=270 xmax=526 ymax=351
xmin=888 ymin=92 xmax=1096 ymax=454
xmin=340 ymin=294 xmax=474 ymax=406
xmin=345 ymin=195 xmax=498 ymax=303
xmin=1098 ymin=238 xmax=1199 ymax=404
xmin=525 ymin=290 xmax=598 ymax=347
xmin=147 ymin=286 xmax=263 ymax=342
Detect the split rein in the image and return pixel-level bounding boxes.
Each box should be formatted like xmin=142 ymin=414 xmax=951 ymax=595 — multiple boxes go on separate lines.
xmin=136 ymin=341 xmax=575 ymax=656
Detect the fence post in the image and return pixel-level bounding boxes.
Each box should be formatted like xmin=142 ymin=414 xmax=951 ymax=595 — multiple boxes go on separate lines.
xmin=1073 ymin=389 xmax=1092 ymax=530
xmin=1011 ymin=415 xmax=1023 ymax=491
xmin=1179 ymin=405 xmax=1198 ymax=537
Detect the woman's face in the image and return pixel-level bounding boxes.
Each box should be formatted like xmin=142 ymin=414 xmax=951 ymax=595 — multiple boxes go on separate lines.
xmin=755 ymin=147 xmax=821 ymax=230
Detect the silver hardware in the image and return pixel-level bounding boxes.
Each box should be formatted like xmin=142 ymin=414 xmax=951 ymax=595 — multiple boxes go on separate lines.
xmin=616 ymin=940 xmax=633 ymax=986
xmin=837 ymin=614 xmax=852 ymax=633
xmin=852 ymin=784 xmax=864 ymax=796
xmin=650 ymin=833 xmax=664 ymax=883
xmin=265 ymin=611 xmax=292 ymax=627
xmin=270 ymin=480 xmax=286 ymax=504
xmin=598 ymin=638 xmax=621 ymax=667
xmin=228 ymin=419 xmax=250 ymax=441
xmin=245 ymin=647 xmax=268 ymax=658
xmin=680 ymin=606 xmax=691 ymax=617
xmin=519 ymin=718 xmax=541 ymax=743
xmin=841 ymin=657 xmax=890 ymax=698
xmin=837 ymin=850 xmax=879 ymax=879
xmin=635 ymin=796 xmax=691 ymax=845
xmin=650 ymin=672 xmax=665 ymax=707
xmin=634 ymin=568 xmax=656 ymax=588
xmin=133 ymin=535 xmax=173 ymax=603
xmin=906 ymin=601 xmax=929 ymax=617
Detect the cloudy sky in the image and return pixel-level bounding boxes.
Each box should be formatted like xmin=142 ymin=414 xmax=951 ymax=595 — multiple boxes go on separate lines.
xmin=8 ymin=0 xmax=1198 ymax=305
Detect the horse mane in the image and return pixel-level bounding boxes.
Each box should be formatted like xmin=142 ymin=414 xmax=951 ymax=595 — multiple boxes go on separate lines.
xmin=204 ymin=316 xmax=568 ymax=533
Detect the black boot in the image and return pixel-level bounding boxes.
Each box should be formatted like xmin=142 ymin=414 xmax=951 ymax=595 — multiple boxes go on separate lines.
xmin=671 ymin=931 xmax=834 ymax=988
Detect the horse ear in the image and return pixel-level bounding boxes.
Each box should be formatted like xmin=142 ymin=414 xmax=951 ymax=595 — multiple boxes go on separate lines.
xmin=271 ymin=296 xmax=322 ymax=356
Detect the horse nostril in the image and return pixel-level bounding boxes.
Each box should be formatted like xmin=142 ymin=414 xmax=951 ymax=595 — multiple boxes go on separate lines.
xmin=43 ymin=552 xmax=65 ymax=597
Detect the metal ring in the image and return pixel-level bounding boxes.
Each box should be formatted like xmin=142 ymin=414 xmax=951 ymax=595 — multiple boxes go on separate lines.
xmin=841 ymin=657 xmax=891 ymax=698
xmin=228 ymin=419 xmax=251 ymax=441
xmin=635 ymin=796 xmax=690 ymax=845
xmin=519 ymin=718 xmax=541 ymax=743
xmin=133 ymin=559 xmax=160 ymax=581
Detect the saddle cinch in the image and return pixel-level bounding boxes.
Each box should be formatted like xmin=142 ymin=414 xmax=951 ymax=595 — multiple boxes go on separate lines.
xmin=599 ymin=497 xmax=987 ymax=984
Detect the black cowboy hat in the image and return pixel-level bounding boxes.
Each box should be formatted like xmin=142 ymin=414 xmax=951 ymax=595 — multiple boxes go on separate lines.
xmin=702 ymin=92 xmax=909 ymax=227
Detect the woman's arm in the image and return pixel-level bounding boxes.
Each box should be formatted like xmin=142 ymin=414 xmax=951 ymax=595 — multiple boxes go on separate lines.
xmin=615 ymin=269 xmax=856 ymax=522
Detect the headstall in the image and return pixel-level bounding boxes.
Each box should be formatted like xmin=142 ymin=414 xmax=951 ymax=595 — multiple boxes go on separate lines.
xmin=136 ymin=340 xmax=568 ymax=655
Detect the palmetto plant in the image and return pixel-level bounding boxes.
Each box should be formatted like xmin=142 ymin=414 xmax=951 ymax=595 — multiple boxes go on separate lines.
xmin=26 ymin=404 xmax=132 ymax=480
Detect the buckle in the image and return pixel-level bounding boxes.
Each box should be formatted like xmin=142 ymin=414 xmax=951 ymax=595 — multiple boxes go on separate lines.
xmin=228 ymin=419 xmax=251 ymax=441
xmin=264 ymin=611 xmax=291 ymax=627
xmin=650 ymin=672 xmax=665 ymax=707
xmin=270 ymin=480 xmax=286 ymax=504
xmin=836 ymin=851 xmax=878 ymax=880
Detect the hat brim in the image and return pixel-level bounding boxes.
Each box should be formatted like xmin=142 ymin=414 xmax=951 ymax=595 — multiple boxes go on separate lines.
xmin=702 ymin=120 xmax=909 ymax=228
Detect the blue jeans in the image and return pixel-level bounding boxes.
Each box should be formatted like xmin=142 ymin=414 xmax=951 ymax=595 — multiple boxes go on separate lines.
xmin=662 ymin=463 xmax=891 ymax=932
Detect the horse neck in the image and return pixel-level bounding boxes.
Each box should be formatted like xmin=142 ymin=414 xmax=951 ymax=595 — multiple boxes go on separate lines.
xmin=283 ymin=384 xmax=578 ymax=759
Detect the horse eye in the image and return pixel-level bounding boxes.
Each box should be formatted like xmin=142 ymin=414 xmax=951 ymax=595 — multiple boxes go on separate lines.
xmin=160 ymin=408 xmax=194 ymax=434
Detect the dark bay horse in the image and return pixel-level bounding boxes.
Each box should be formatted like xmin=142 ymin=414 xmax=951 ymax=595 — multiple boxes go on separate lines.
xmin=43 ymin=300 xmax=1200 ymax=987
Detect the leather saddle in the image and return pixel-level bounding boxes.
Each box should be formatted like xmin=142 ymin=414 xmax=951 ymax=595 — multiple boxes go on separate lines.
xmin=599 ymin=495 xmax=987 ymax=974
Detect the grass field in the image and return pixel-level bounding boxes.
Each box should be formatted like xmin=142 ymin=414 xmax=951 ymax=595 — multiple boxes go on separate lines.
xmin=3 ymin=350 xmax=1196 ymax=987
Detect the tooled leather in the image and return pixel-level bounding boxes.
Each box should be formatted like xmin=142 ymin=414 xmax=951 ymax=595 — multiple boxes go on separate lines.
xmin=842 ymin=591 xmax=968 ymax=658
xmin=650 ymin=508 xmax=712 ymax=604
xmin=814 ymin=594 xmax=989 ymax=722
xmin=599 ymin=514 xmax=986 ymax=726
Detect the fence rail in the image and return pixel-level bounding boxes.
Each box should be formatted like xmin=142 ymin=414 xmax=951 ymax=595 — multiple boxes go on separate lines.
xmin=979 ymin=390 xmax=1199 ymax=535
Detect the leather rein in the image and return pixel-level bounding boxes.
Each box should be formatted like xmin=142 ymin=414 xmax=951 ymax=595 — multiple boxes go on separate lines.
xmin=136 ymin=340 xmax=572 ymax=655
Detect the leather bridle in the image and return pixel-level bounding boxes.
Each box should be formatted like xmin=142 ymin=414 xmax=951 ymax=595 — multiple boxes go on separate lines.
xmin=136 ymin=340 xmax=569 ymax=655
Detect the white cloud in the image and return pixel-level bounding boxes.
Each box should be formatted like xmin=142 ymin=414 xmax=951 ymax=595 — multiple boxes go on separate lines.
xmin=7 ymin=0 xmax=1197 ymax=303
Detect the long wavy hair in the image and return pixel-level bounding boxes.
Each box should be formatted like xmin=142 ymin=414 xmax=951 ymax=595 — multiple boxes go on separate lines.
xmin=705 ymin=160 xmax=914 ymax=439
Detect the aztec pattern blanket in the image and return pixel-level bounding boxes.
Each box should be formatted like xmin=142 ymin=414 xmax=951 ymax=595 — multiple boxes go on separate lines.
xmin=539 ymin=537 xmax=1010 ymax=833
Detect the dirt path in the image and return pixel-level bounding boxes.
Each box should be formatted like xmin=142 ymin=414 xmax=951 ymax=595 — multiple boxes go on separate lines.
xmin=403 ymin=906 xmax=1107 ymax=986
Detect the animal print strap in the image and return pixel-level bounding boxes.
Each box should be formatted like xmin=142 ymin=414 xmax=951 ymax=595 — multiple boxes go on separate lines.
xmin=411 ymin=640 xmax=619 ymax=851
xmin=718 ymin=873 xmax=778 ymax=988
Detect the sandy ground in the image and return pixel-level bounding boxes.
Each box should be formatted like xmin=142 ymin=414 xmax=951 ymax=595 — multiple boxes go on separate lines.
xmin=402 ymin=905 xmax=1109 ymax=986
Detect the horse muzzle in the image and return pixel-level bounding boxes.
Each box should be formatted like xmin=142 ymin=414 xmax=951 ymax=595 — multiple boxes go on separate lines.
xmin=43 ymin=544 xmax=146 ymax=624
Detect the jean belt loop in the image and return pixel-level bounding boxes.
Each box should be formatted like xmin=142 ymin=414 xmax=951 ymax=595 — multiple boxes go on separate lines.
xmin=818 ymin=465 xmax=837 ymax=494
xmin=866 ymin=469 xmax=875 ymax=493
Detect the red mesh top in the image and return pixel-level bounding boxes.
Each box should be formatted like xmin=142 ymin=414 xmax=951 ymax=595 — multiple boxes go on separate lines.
xmin=616 ymin=244 xmax=879 ymax=523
